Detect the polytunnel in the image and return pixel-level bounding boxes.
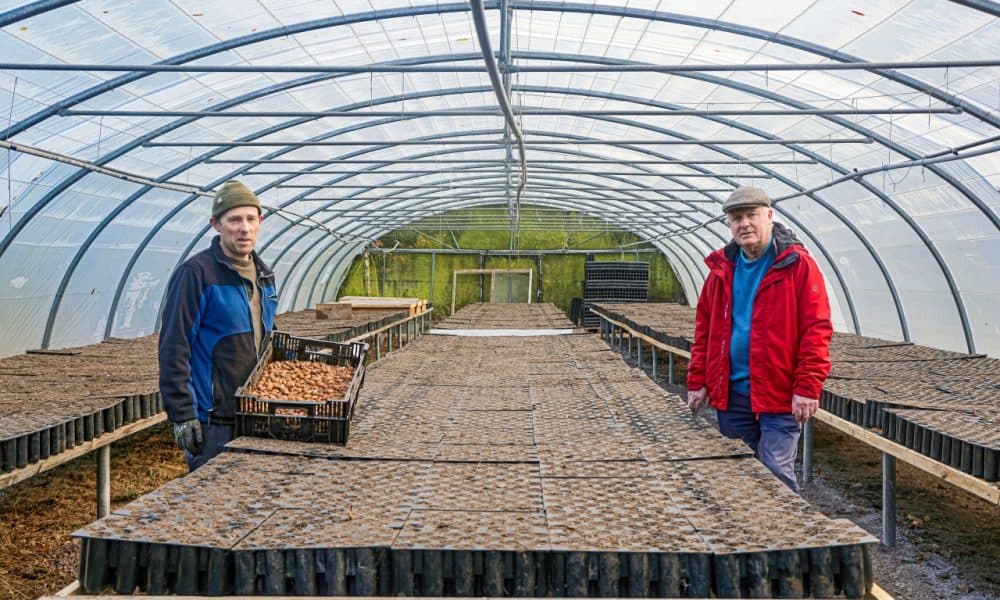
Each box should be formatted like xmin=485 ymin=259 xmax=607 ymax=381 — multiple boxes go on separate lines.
xmin=0 ymin=0 xmax=998 ymax=358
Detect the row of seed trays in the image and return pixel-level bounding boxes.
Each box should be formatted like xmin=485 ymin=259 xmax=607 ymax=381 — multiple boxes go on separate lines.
xmin=822 ymin=335 xmax=999 ymax=481
xmin=435 ymin=302 xmax=574 ymax=329
xmin=591 ymin=302 xmax=697 ymax=352
xmin=0 ymin=309 xmax=395 ymax=477
xmin=0 ymin=336 xmax=162 ymax=474
xmin=75 ymin=304 xmax=877 ymax=597
xmin=590 ymin=303 xmax=999 ymax=483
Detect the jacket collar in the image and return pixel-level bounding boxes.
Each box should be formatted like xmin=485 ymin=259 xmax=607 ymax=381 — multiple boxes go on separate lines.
xmin=210 ymin=235 xmax=274 ymax=279
xmin=706 ymin=221 xmax=804 ymax=271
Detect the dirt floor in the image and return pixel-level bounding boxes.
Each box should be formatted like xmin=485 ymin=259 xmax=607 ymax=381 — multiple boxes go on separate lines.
xmin=803 ymin=422 xmax=1000 ymax=600
xmin=1 ymin=388 xmax=998 ymax=599
xmin=0 ymin=424 xmax=186 ymax=600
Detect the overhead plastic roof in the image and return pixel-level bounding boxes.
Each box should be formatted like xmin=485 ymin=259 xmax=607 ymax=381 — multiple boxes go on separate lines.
xmin=0 ymin=0 xmax=997 ymax=358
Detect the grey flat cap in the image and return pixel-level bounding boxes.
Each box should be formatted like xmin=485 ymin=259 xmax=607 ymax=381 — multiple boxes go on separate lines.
xmin=722 ymin=186 xmax=771 ymax=214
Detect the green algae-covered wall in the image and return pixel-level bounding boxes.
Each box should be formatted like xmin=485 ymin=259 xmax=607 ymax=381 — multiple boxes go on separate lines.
xmin=336 ymin=208 xmax=686 ymax=315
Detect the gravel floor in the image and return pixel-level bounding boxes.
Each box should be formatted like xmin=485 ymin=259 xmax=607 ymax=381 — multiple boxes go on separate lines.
xmin=652 ymin=372 xmax=998 ymax=600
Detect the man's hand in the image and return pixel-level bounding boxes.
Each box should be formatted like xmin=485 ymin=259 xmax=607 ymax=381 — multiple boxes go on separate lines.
xmin=791 ymin=394 xmax=819 ymax=424
xmin=173 ymin=419 xmax=204 ymax=455
xmin=687 ymin=387 xmax=709 ymax=412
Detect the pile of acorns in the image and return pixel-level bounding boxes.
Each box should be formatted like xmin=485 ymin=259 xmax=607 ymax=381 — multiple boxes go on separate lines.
xmin=250 ymin=360 xmax=355 ymax=401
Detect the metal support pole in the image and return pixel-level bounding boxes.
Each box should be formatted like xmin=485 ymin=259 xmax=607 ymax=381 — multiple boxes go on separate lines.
xmin=637 ymin=338 xmax=643 ymax=368
xmin=651 ymin=346 xmax=658 ymax=378
xmin=802 ymin=420 xmax=814 ymax=484
xmin=97 ymin=445 xmax=111 ymax=519
xmin=668 ymin=353 xmax=675 ymax=385
xmin=882 ymin=454 xmax=897 ymax=548
xmin=429 ymin=253 xmax=436 ymax=306
xmin=376 ymin=333 xmax=382 ymax=361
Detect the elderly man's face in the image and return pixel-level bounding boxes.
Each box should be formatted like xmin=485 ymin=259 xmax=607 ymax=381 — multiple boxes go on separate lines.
xmin=727 ymin=206 xmax=773 ymax=258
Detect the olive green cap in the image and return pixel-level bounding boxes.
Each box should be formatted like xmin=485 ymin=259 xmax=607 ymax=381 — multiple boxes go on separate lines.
xmin=211 ymin=180 xmax=261 ymax=219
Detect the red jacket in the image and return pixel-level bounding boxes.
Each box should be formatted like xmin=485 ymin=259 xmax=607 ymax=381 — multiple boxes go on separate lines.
xmin=687 ymin=222 xmax=833 ymax=414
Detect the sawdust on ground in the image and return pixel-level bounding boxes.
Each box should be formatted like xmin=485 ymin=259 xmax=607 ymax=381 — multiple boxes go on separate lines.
xmin=0 ymin=425 xmax=186 ymax=600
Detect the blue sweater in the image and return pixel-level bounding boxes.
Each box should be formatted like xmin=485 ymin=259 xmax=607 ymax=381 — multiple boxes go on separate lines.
xmin=158 ymin=236 xmax=277 ymax=424
xmin=729 ymin=238 xmax=774 ymax=396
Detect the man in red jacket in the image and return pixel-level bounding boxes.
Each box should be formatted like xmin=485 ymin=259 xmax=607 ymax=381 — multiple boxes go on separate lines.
xmin=686 ymin=186 xmax=832 ymax=492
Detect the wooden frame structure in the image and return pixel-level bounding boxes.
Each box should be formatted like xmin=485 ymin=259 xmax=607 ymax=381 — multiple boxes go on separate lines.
xmin=450 ymin=268 xmax=533 ymax=315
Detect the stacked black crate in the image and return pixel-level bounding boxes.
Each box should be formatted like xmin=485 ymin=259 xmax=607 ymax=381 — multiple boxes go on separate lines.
xmin=582 ymin=261 xmax=649 ymax=326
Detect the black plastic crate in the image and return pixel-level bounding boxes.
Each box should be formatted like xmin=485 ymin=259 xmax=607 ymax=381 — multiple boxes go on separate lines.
xmin=235 ymin=332 xmax=368 ymax=444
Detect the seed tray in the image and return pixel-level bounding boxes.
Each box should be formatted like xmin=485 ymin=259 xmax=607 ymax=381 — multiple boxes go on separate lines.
xmin=235 ymin=332 xmax=368 ymax=444
xmin=0 ymin=391 xmax=163 ymax=473
xmin=882 ymin=409 xmax=1000 ymax=481
xmin=432 ymin=443 xmax=540 ymax=463
xmin=822 ymin=378 xmax=997 ymax=430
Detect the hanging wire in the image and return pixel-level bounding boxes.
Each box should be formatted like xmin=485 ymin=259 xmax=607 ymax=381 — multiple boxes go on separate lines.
xmin=3 ymin=76 xmax=18 ymax=230
xmin=96 ymin=115 xmax=104 ymax=160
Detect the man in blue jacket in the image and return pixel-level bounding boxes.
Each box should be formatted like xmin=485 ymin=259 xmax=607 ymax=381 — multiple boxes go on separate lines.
xmin=158 ymin=181 xmax=278 ymax=471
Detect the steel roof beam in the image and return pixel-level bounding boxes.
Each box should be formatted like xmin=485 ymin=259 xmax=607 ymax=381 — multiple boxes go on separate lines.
xmin=175 ymin=138 xmax=873 ymax=148
xmin=69 ymin=107 xmax=959 ymax=118
xmin=241 ymin=158 xmax=817 ymax=165
xmin=251 ymin=170 xmax=765 ymax=176
xmin=279 ymin=195 xmax=727 ymax=201
xmin=0 ymin=0 xmax=78 ymax=27
xmin=274 ymin=184 xmax=762 ymax=189
xmin=5 ymin=57 xmax=1000 ymax=72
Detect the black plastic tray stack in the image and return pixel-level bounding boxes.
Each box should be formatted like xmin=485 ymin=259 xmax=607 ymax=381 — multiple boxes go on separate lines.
xmin=582 ymin=262 xmax=648 ymax=327
xmin=235 ymin=332 xmax=368 ymax=444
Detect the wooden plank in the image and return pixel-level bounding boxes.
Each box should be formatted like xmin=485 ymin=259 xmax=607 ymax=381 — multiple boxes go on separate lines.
xmin=0 ymin=413 xmax=167 ymax=490
xmin=869 ymin=582 xmax=896 ymax=600
xmin=348 ymin=308 xmax=433 ymax=343
xmin=589 ymin=308 xmax=691 ymax=358
xmin=814 ymin=410 xmax=1000 ymax=506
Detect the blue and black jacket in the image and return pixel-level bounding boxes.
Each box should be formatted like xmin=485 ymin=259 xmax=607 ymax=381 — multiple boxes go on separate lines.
xmin=158 ymin=236 xmax=278 ymax=424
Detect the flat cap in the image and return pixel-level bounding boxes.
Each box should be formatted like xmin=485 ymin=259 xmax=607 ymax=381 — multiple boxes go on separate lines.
xmin=212 ymin=180 xmax=262 ymax=219
xmin=722 ymin=186 xmax=771 ymax=214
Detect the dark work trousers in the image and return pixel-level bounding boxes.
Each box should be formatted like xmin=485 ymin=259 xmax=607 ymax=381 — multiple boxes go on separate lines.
xmin=716 ymin=390 xmax=801 ymax=493
xmin=183 ymin=422 xmax=234 ymax=472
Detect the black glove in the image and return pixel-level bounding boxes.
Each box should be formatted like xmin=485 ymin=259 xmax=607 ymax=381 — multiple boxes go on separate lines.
xmin=173 ymin=419 xmax=204 ymax=455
